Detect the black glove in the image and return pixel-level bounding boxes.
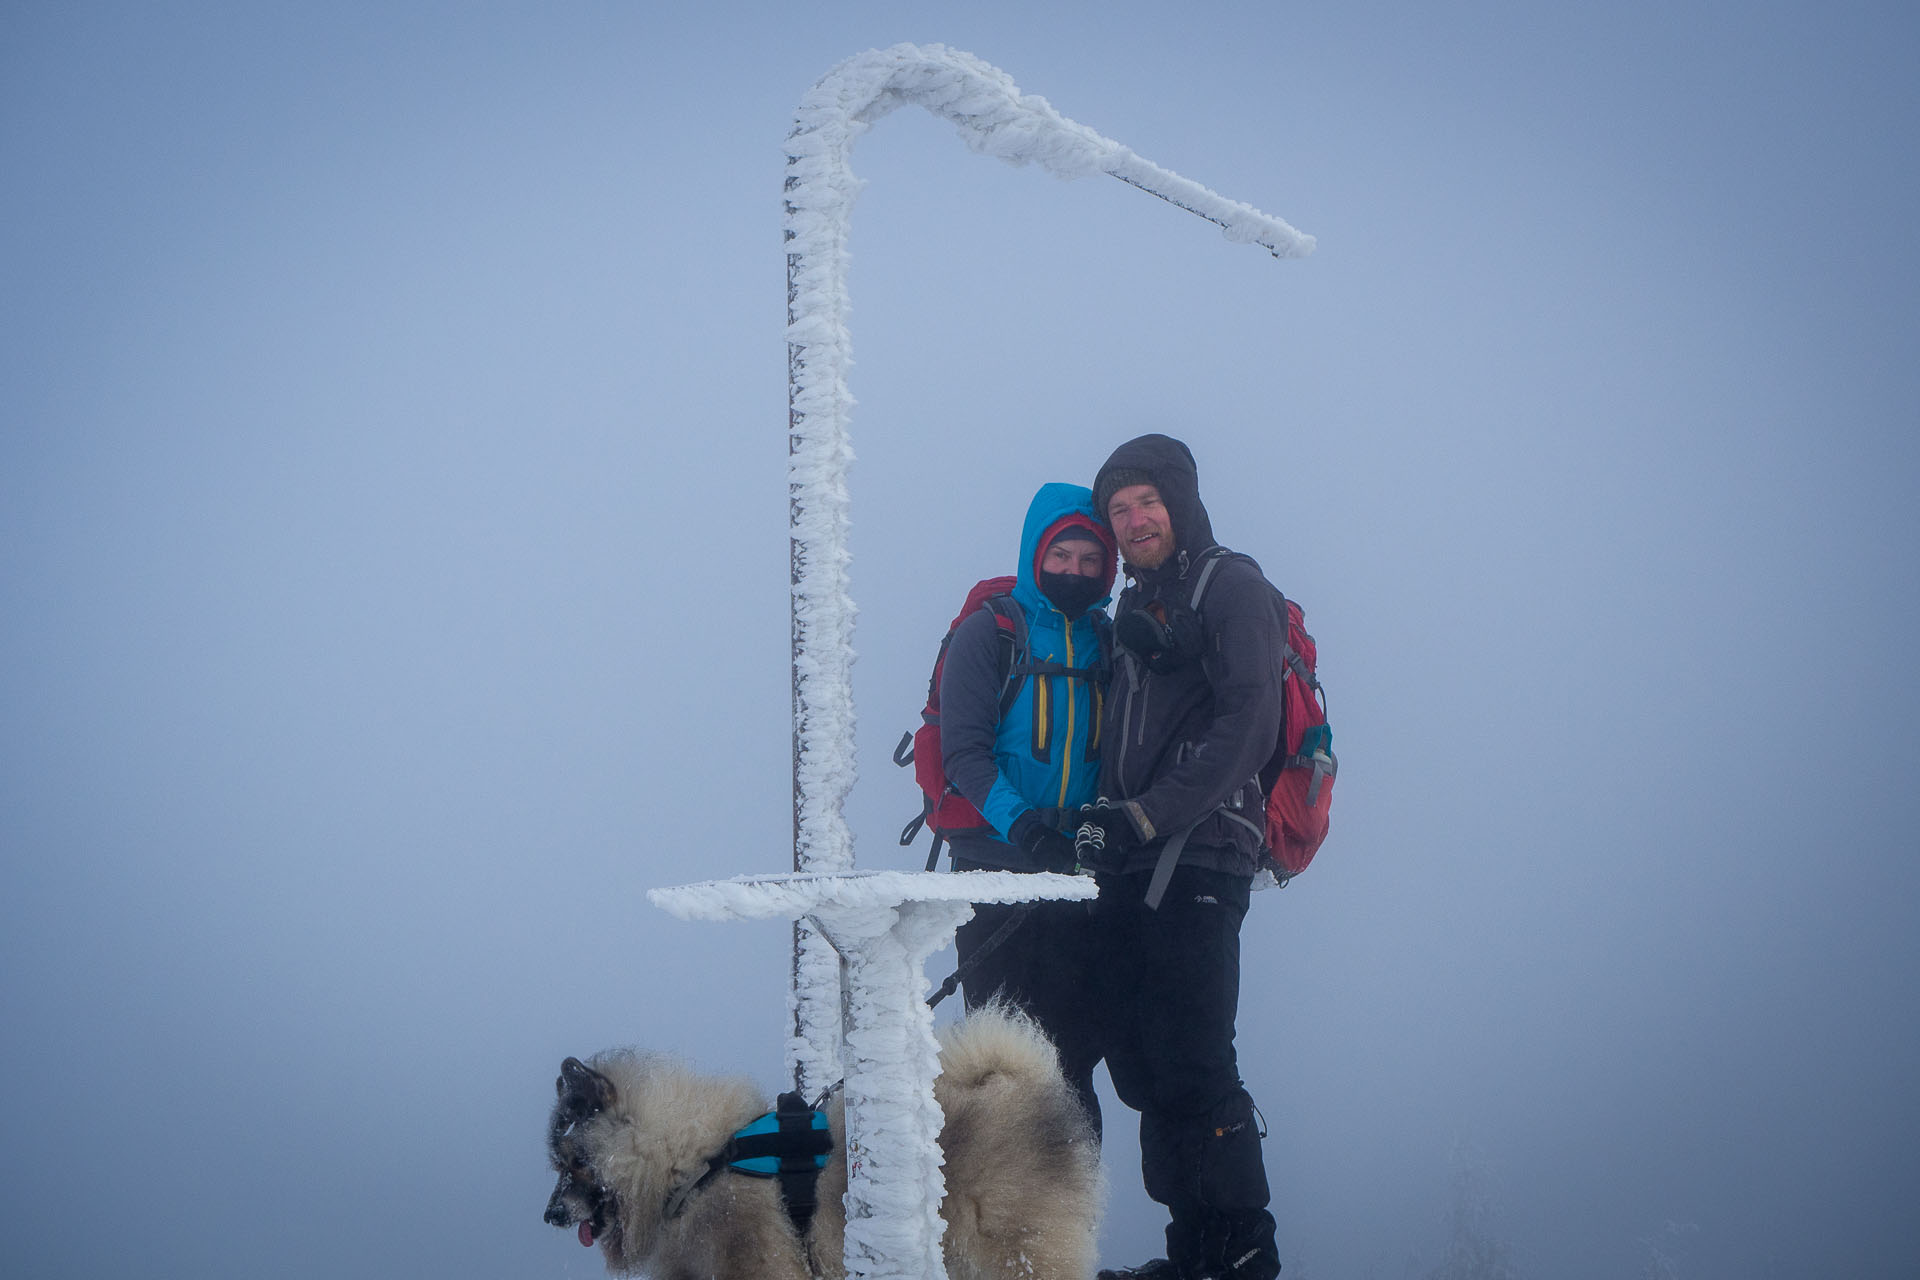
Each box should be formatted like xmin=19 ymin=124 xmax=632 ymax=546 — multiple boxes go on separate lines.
xmin=1073 ymin=801 xmax=1140 ymax=867
xmin=1010 ymin=811 xmax=1080 ymax=873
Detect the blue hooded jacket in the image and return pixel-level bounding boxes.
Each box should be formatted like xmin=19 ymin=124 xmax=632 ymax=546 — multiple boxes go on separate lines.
xmin=939 ymin=483 xmax=1118 ymax=864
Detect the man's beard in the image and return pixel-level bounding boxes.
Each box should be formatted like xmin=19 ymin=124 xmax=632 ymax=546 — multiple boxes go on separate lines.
xmin=1118 ymin=526 xmax=1174 ymax=571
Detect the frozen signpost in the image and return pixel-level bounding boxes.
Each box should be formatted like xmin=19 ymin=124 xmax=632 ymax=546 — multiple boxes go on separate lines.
xmin=650 ymin=43 xmax=1313 ymax=1280
xmin=652 ymin=868 xmax=1096 ymax=1278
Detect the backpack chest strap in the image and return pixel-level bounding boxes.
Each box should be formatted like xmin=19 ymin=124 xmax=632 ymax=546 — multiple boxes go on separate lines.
xmin=1010 ymin=659 xmax=1101 ymax=680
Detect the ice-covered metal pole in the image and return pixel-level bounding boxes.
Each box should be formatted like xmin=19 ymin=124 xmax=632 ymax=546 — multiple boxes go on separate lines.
xmin=782 ymin=42 xmax=1313 ymax=1099
xmin=653 ymin=871 xmax=1098 ymax=1280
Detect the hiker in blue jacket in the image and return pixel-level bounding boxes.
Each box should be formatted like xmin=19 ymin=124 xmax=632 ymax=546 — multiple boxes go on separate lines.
xmin=940 ymin=480 xmax=1117 ymax=1134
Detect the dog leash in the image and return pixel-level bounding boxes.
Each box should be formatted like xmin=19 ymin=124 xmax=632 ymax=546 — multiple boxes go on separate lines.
xmin=925 ymin=901 xmax=1036 ymax=1009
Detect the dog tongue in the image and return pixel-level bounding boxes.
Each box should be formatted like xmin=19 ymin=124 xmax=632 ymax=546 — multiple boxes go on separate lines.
xmin=578 ymin=1222 xmax=595 ymax=1248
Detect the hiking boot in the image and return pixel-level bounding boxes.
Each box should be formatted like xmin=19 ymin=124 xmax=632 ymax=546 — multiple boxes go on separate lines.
xmin=1097 ymin=1260 xmax=1184 ymax=1280
xmin=1203 ymin=1209 xmax=1281 ymax=1280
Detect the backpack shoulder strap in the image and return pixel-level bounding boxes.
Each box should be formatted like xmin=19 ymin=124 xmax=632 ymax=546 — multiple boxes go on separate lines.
xmin=1185 ymin=545 xmax=1259 ymax=613
xmin=1183 ymin=547 xmax=1301 ymax=810
xmin=1089 ymin=607 xmax=1114 ymax=685
xmin=982 ymin=593 xmax=1029 ymax=719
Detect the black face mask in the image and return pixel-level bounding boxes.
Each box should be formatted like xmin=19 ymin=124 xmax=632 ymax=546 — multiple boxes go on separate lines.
xmin=1039 ymin=570 xmax=1106 ymax=619
xmin=1115 ymin=599 xmax=1205 ymax=673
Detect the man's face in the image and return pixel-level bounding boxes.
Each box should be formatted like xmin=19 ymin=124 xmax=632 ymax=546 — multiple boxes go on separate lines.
xmin=1041 ymin=539 xmax=1107 ymax=578
xmin=1106 ymin=483 xmax=1174 ymax=570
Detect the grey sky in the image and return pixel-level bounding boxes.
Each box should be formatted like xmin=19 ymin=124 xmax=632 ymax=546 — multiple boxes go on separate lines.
xmin=3 ymin=3 xmax=1916 ymax=1278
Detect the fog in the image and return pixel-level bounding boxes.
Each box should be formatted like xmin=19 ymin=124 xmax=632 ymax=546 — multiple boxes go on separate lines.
xmin=3 ymin=3 xmax=1916 ymax=1278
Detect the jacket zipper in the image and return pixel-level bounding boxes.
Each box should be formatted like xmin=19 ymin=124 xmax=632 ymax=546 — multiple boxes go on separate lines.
xmin=1056 ymin=610 xmax=1077 ymax=809
xmin=1115 ymin=651 xmax=1141 ymax=788
xmin=1134 ymin=663 xmax=1151 ymax=750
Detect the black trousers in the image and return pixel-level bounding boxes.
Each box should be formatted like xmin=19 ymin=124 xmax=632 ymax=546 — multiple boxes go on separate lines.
xmin=1091 ymin=863 xmax=1278 ymax=1278
xmin=953 ymin=860 xmax=1106 ymax=1139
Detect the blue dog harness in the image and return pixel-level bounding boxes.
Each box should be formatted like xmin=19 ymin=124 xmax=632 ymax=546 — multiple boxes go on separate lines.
xmin=662 ymin=1091 xmax=833 ymax=1233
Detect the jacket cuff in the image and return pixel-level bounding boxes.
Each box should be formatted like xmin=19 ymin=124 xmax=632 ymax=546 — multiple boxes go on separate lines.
xmin=1006 ymin=809 xmax=1042 ymax=851
xmin=1122 ymin=799 xmax=1155 ymax=842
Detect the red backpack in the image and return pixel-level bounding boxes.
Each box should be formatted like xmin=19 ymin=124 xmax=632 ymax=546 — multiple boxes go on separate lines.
xmin=1265 ymin=594 xmax=1335 ymax=881
xmin=1187 ymin=549 xmax=1336 ymax=884
xmin=893 ymin=577 xmax=1111 ymax=870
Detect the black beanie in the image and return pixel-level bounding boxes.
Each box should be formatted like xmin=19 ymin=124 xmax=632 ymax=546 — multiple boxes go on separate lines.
xmin=1047 ymin=524 xmax=1103 ymax=549
xmin=1093 ymin=467 xmax=1154 ymax=523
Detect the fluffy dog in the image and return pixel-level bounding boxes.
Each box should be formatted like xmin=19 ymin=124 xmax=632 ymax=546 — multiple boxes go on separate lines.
xmin=544 ymin=1005 xmax=1102 ymax=1279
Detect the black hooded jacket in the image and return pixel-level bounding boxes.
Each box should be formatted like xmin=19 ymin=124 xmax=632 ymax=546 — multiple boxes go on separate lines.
xmin=1093 ymin=434 xmax=1288 ymax=877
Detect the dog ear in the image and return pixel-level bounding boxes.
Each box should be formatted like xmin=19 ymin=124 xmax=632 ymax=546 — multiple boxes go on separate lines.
xmin=559 ymin=1057 xmax=615 ymax=1114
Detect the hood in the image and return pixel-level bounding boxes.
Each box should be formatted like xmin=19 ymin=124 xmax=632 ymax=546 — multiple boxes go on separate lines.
xmin=1012 ymin=481 xmax=1118 ymax=619
xmin=1092 ymin=433 xmax=1217 ymax=573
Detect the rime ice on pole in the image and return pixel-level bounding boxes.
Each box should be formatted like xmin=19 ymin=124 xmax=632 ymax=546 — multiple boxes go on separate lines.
xmin=651 ymin=871 xmax=1097 ymax=1280
xmin=782 ymin=41 xmax=1314 ymax=1098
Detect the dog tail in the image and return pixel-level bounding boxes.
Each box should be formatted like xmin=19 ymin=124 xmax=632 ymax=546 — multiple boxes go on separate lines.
xmin=932 ymin=1002 xmax=1105 ymax=1279
xmin=934 ymin=1000 xmax=1068 ymax=1094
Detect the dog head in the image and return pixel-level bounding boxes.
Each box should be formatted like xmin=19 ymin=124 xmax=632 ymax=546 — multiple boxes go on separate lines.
xmin=543 ymin=1046 xmax=779 ymax=1275
xmin=544 ymin=1056 xmax=622 ymax=1256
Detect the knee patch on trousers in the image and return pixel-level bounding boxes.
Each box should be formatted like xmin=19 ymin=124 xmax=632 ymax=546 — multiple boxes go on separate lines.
xmin=1142 ymin=1087 xmax=1271 ymax=1213
xmin=1201 ymin=1089 xmax=1270 ymax=1210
